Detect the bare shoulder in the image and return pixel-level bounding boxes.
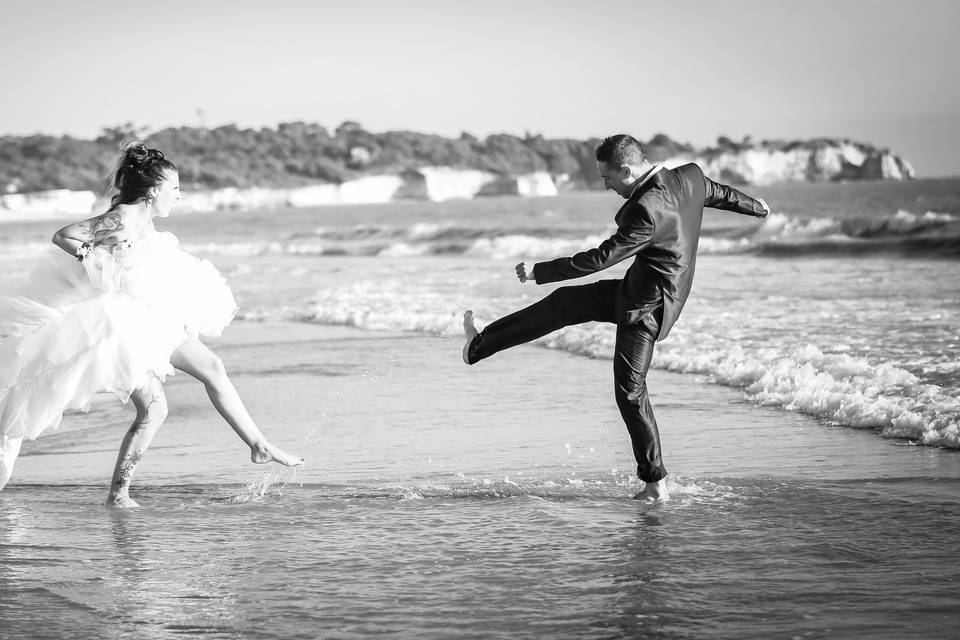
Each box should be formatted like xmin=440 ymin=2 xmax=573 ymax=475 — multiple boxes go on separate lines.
xmin=91 ymin=205 xmax=134 ymax=240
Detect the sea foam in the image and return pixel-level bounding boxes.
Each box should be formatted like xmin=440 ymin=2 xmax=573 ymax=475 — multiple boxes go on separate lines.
xmin=289 ymin=279 xmax=960 ymax=449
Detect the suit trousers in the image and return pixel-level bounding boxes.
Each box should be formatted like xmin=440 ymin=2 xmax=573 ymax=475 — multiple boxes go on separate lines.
xmin=467 ymin=279 xmax=668 ymax=482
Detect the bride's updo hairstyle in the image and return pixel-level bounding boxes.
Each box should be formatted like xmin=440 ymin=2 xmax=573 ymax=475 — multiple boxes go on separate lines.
xmin=106 ymin=141 xmax=177 ymax=210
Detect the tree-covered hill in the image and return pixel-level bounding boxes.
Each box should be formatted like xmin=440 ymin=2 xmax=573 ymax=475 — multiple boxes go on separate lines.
xmin=0 ymin=122 xmax=905 ymax=194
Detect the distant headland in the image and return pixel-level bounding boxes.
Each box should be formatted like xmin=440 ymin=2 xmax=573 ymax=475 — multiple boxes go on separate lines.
xmin=0 ymin=122 xmax=914 ymax=218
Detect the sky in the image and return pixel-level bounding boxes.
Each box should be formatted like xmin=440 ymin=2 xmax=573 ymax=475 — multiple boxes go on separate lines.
xmin=2 ymin=0 xmax=959 ymax=176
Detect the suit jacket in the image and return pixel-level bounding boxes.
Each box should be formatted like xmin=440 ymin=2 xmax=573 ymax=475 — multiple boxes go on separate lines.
xmin=534 ymin=163 xmax=767 ymax=341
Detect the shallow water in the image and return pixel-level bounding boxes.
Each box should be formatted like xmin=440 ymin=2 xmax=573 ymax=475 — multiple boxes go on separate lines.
xmin=152 ymin=180 xmax=959 ymax=448
xmin=3 ymin=475 xmax=958 ymax=640
xmin=4 ymin=325 xmax=960 ymax=639
xmin=3 ymin=181 xmax=960 ymax=637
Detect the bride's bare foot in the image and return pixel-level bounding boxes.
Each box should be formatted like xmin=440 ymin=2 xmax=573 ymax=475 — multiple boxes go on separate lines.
xmin=633 ymin=479 xmax=669 ymax=502
xmin=251 ymin=443 xmax=304 ymax=467
xmin=106 ymin=493 xmax=140 ymax=508
xmin=463 ymin=310 xmax=479 ymax=364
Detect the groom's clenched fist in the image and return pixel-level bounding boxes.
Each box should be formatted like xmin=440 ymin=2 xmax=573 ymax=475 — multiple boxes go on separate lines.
xmin=515 ymin=261 xmax=536 ymax=283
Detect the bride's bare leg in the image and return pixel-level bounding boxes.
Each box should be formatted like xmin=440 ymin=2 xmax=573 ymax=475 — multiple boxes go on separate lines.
xmin=107 ymin=376 xmax=168 ymax=508
xmin=170 ymin=339 xmax=303 ymax=466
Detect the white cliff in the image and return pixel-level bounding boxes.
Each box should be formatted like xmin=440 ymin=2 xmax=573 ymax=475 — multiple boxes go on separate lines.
xmin=179 ymin=188 xmax=289 ymax=212
xmin=338 ymin=175 xmax=405 ymax=203
xmin=516 ymin=172 xmax=559 ymax=197
xmin=402 ymin=168 xmax=558 ymax=199
xmin=416 ymin=167 xmax=498 ymax=201
xmin=0 ymin=189 xmax=99 ymax=221
xmin=288 ymin=175 xmax=404 ymax=207
xmin=691 ymin=140 xmax=915 ymax=185
xmin=0 ymin=139 xmax=915 ymax=220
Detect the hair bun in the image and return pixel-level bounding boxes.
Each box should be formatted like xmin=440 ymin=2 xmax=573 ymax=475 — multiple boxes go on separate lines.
xmin=105 ymin=141 xmax=176 ymax=207
xmin=116 ymin=141 xmax=167 ymax=175
xmin=119 ymin=141 xmax=151 ymax=169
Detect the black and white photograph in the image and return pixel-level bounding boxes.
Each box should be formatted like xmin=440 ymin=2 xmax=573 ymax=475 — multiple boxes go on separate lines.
xmin=1 ymin=0 xmax=958 ymax=637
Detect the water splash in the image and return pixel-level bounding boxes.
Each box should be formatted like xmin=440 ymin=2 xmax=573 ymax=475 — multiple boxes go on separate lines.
xmin=224 ymin=469 xmax=285 ymax=503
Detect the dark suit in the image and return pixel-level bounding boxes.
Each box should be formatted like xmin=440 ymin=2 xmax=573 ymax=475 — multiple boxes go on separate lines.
xmin=467 ymin=163 xmax=767 ymax=482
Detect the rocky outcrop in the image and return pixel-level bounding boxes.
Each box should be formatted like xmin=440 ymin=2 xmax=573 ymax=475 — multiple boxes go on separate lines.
xmin=394 ymin=168 xmax=558 ymax=201
xmin=691 ymin=139 xmax=915 ymax=185
xmin=0 ymin=134 xmax=915 ymax=219
xmin=417 ymin=167 xmax=497 ymax=201
xmin=0 ymin=170 xmax=563 ymax=219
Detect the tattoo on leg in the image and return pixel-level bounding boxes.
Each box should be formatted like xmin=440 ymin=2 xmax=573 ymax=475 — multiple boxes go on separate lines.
xmin=109 ymin=393 xmax=162 ymax=502
xmin=113 ymin=451 xmax=143 ymax=489
xmin=128 ymin=398 xmax=161 ymax=435
xmin=128 ymin=421 xmax=148 ymax=436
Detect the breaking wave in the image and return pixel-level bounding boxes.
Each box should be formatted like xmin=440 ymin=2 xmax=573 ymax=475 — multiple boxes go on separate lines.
xmin=3 ymin=210 xmax=953 ymax=262
xmin=238 ymin=278 xmax=960 ymax=451
xmin=179 ymin=210 xmax=959 ymax=259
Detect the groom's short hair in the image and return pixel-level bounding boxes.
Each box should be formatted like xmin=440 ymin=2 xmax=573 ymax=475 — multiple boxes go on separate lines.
xmin=595 ymin=134 xmax=646 ymax=167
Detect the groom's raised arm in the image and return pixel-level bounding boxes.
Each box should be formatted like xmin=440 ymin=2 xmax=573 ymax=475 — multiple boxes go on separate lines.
xmin=533 ymin=203 xmax=655 ymax=285
xmin=702 ymin=170 xmax=769 ymax=219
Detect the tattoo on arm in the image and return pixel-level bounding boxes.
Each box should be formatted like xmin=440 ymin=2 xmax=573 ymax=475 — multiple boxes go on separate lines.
xmin=92 ymin=212 xmax=124 ymax=244
xmin=65 ymin=220 xmax=93 ymax=242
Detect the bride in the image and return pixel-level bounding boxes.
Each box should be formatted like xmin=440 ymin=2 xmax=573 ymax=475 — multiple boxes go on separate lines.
xmin=0 ymin=142 xmax=303 ymax=506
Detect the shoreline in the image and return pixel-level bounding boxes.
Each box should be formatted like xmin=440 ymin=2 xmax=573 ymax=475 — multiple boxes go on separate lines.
xmin=6 ymin=322 xmax=959 ymax=640
xmin=12 ymin=321 xmax=958 ymax=489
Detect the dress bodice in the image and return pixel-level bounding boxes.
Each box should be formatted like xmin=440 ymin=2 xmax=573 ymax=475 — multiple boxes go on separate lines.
xmin=82 ymin=230 xmax=179 ymax=292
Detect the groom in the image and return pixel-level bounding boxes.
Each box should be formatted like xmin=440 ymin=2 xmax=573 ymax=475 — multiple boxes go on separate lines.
xmin=462 ymin=134 xmax=769 ymax=501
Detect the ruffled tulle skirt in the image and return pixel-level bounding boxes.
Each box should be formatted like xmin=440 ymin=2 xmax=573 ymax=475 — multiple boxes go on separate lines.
xmin=0 ymin=233 xmax=237 ymax=489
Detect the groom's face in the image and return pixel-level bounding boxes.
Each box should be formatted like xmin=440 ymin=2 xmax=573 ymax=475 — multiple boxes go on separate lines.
xmin=597 ymin=161 xmax=633 ymax=199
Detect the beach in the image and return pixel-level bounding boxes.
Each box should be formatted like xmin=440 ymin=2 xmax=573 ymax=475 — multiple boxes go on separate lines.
xmin=2 ymin=182 xmax=960 ymax=638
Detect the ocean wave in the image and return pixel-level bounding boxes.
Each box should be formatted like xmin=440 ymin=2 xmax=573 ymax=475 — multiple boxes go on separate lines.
xmin=757 ymin=209 xmax=954 ymax=239
xmin=2 ymin=210 xmax=957 ymax=262
xmin=0 ymin=210 xmax=938 ymax=261
xmin=180 ymin=241 xmax=361 ymax=257
xmin=570 ymin=330 xmax=960 ymax=449
xmin=192 ymin=210 xmax=960 ymax=259
xmin=247 ymin=280 xmax=960 ymax=450
xmin=735 ymin=210 xmax=960 ymax=257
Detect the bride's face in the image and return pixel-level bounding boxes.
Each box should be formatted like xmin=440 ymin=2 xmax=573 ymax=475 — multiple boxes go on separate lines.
xmin=151 ymin=171 xmax=182 ymax=217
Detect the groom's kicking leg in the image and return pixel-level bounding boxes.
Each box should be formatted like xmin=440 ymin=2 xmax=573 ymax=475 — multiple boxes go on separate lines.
xmin=464 ymin=280 xmax=618 ymax=364
xmin=614 ymin=309 xmax=669 ymax=501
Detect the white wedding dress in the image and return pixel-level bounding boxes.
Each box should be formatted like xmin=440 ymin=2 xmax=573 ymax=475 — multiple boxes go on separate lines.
xmin=0 ymin=230 xmax=237 ymax=489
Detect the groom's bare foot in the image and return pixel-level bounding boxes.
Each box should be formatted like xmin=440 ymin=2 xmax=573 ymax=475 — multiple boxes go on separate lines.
xmin=633 ymin=480 xmax=669 ymax=502
xmin=463 ymin=310 xmax=479 ymax=364
xmin=251 ymin=443 xmax=304 ymax=467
